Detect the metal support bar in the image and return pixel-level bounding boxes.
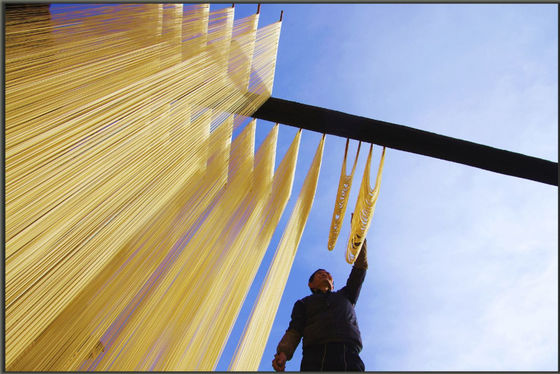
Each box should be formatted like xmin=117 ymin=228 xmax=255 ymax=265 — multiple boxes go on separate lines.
xmin=253 ymin=97 xmax=558 ymax=186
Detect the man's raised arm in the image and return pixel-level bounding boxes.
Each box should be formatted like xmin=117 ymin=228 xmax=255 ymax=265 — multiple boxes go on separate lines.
xmin=343 ymin=238 xmax=368 ymax=305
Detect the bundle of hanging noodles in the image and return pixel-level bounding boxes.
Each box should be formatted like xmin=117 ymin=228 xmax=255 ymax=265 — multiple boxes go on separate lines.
xmin=4 ymin=4 xmax=305 ymax=370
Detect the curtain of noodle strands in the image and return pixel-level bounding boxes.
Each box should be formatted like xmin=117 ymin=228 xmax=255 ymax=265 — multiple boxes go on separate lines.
xmin=5 ymin=3 xmax=285 ymax=371
xmin=346 ymin=144 xmax=387 ymax=264
xmin=173 ymin=127 xmax=302 ymax=370
xmin=327 ymin=139 xmax=361 ymax=250
xmin=229 ymin=134 xmax=326 ymax=371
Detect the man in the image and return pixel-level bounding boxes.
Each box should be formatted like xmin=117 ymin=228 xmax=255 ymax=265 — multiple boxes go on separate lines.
xmin=272 ymin=234 xmax=368 ymax=371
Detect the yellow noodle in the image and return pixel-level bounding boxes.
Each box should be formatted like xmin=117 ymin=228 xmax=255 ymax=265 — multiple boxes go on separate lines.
xmin=327 ymin=139 xmax=361 ymax=250
xmin=346 ymin=145 xmax=386 ymax=263
xmin=5 ymin=3 xmax=284 ymax=370
xmin=229 ymin=134 xmax=325 ymax=371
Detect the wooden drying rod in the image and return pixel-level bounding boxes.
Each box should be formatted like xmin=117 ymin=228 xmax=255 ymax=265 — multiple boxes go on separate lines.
xmin=252 ymin=97 xmax=558 ymax=186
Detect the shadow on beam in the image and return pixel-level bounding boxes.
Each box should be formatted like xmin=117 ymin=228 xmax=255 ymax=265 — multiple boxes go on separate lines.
xmin=253 ymin=97 xmax=558 ymax=186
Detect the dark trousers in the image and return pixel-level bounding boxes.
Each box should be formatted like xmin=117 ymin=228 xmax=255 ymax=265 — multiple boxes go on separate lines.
xmin=301 ymin=342 xmax=365 ymax=371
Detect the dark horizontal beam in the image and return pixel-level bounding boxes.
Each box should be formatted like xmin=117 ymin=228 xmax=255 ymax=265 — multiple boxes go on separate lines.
xmin=253 ymin=97 xmax=558 ymax=186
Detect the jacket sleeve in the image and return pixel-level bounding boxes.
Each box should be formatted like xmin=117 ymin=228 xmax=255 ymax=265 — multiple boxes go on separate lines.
xmin=353 ymin=238 xmax=368 ymax=270
xmin=276 ymin=300 xmax=304 ymax=360
xmin=342 ymin=239 xmax=368 ymax=305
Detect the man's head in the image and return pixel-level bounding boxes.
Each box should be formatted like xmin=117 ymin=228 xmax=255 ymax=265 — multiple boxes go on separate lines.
xmin=308 ymin=268 xmax=334 ymax=293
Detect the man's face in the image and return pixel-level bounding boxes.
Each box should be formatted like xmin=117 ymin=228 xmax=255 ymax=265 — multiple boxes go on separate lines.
xmin=308 ymin=269 xmax=334 ymax=291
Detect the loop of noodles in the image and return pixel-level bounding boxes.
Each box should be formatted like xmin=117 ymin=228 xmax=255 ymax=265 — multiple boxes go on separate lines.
xmin=346 ymin=145 xmax=386 ymax=264
xmin=327 ymin=139 xmax=361 ymax=250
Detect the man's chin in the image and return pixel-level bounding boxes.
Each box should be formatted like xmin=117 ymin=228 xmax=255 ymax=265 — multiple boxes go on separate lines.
xmin=321 ymin=281 xmax=332 ymax=290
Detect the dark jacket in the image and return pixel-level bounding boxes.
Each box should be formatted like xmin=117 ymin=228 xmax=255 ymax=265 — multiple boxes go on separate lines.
xmin=277 ymin=241 xmax=368 ymax=360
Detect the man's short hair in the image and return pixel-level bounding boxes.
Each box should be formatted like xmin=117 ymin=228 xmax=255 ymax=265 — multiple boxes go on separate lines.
xmin=309 ymin=268 xmax=327 ymax=283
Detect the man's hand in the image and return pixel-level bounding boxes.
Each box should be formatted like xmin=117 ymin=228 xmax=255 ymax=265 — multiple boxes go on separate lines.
xmin=272 ymin=352 xmax=287 ymax=372
xmin=351 ymin=212 xmax=368 ymax=269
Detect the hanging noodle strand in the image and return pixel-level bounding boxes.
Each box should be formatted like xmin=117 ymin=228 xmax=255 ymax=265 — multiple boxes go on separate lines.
xmin=229 ymin=134 xmax=325 ymax=371
xmin=346 ymin=144 xmax=386 ymax=264
xmin=327 ymin=139 xmax=361 ymax=250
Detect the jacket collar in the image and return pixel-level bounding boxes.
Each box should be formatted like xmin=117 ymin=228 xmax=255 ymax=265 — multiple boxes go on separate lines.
xmin=311 ymin=288 xmax=332 ymax=294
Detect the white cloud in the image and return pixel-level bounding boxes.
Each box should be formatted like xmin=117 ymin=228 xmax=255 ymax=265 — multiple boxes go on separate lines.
xmin=467 ymin=260 xmax=558 ymax=371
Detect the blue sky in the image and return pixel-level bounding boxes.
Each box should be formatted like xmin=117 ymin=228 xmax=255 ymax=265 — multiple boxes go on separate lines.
xmin=46 ymin=3 xmax=557 ymax=371
xmin=210 ymin=3 xmax=558 ymax=371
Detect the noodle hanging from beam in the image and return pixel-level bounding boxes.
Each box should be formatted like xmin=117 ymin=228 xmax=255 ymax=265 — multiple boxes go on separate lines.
xmin=5 ymin=4 xmax=287 ymax=370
